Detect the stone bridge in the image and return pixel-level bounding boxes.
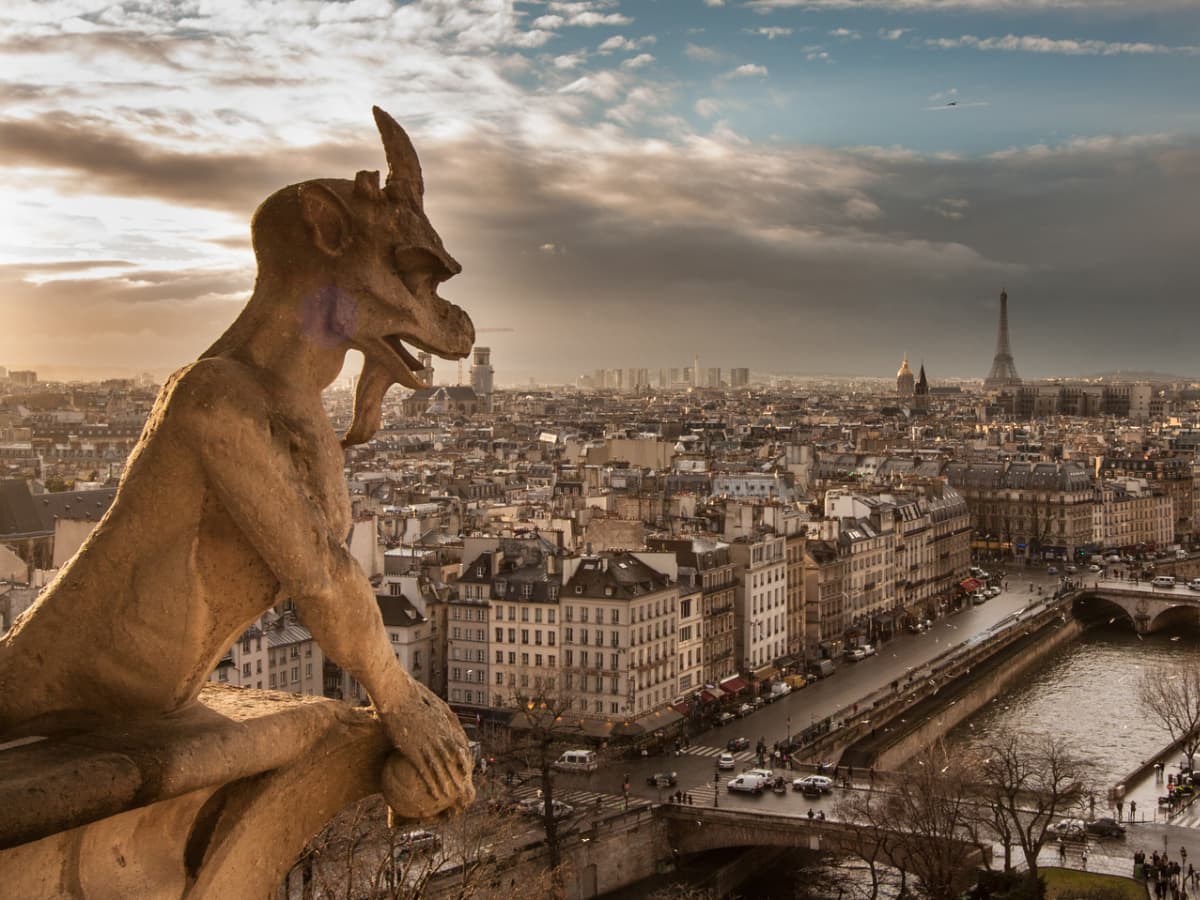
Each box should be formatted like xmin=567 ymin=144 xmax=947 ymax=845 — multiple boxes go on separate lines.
xmin=1073 ymin=580 xmax=1200 ymax=634
xmin=659 ymin=804 xmax=988 ymax=875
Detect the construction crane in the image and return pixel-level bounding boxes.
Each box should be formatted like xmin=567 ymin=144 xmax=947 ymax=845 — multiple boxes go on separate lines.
xmin=458 ymin=327 xmax=514 ymax=385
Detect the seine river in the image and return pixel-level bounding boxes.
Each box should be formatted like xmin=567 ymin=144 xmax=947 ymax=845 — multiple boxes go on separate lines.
xmin=730 ymin=623 xmax=1200 ymax=899
xmin=947 ymin=623 xmax=1200 ymax=809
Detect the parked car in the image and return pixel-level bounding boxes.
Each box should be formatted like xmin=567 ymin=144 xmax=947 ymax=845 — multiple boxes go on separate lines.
xmin=1065 ymin=564 xmax=1078 ymax=573
xmin=736 ymin=702 xmax=755 ymax=718
xmin=727 ymin=736 xmax=751 ymax=752
xmin=971 ymin=591 xmax=987 ymax=605
xmin=1189 ymin=578 xmax=1200 ymax=592
xmin=986 ymin=586 xmax=1002 ymax=598
xmin=751 ymin=696 xmax=766 ymax=710
xmin=647 ymin=772 xmax=678 ymax=788
xmin=718 ymin=752 xmax=736 ymax=770
xmin=1049 ymin=818 xmax=1086 ymax=838
xmin=393 ymin=829 xmax=442 ymax=856
xmin=1085 ymin=817 xmax=1126 ymax=838
xmin=1046 ymin=566 xmax=1059 ymax=576
xmin=792 ymin=774 xmax=834 ymax=794
xmin=845 ymin=647 xmax=866 ymax=662
xmin=1088 ymin=564 xmax=1102 ymax=572
xmin=861 ymin=644 xmax=876 ymax=657
xmin=716 ymin=712 xmax=736 ymax=726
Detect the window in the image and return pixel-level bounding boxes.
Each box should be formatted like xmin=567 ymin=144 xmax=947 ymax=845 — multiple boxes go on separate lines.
xmin=412 ymin=651 xmax=421 ymax=669
xmin=269 ymin=674 xmax=277 ymax=688
xmin=611 ymin=609 xmax=620 ymax=625
xmin=256 ymin=660 xmax=262 ymax=673
xmin=452 ymin=667 xmax=461 ymax=681
xmin=521 ymin=605 xmax=530 ymax=620
xmin=507 ymin=607 xmax=515 ymax=621
xmin=305 ymin=663 xmax=312 ymax=677
xmin=508 ymin=628 xmax=516 ymax=643
xmin=242 ymin=663 xmax=250 ymax=677
xmin=496 ymin=671 xmax=504 ymax=685
xmin=291 ymin=666 xmax=299 ymax=682
xmin=521 ymin=629 xmax=529 ymax=644
xmin=535 ymin=654 xmax=543 ymax=667
xmin=548 ymin=655 xmax=556 ymax=667
xmin=610 ymin=632 xmax=619 ymax=648
xmin=565 ymin=627 xmax=573 ymax=643
xmin=521 ymin=653 xmax=529 ymax=666
xmin=548 ymin=632 xmax=556 ymax=646
xmin=291 ymin=646 xmax=300 ymax=659
xmin=565 ymin=606 xmax=574 ymax=622
xmin=548 ymin=608 xmax=556 ymax=623
xmin=476 ymin=629 xmax=485 ymax=641
xmin=391 ymin=632 xmax=400 ymax=644
xmin=611 ymin=702 xmax=620 ymax=714
xmin=535 ymin=607 xmax=543 ymax=623
xmin=507 ymin=652 xmax=515 ymax=664
xmin=565 ymin=650 xmax=573 ymax=666
xmin=610 ymin=653 xmax=619 ymax=670
xmin=580 ymin=608 xmax=589 ymax=623
xmin=495 ymin=627 xmax=503 ymax=642
xmin=535 ymin=630 xmax=543 ymax=645
xmin=496 ymin=650 xmax=503 ymax=664
xmin=596 ymin=608 xmax=604 ymax=624
xmin=581 ymin=651 xmax=588 ymax=667
xmin=594 ymin=630 xmax=603 ymax=647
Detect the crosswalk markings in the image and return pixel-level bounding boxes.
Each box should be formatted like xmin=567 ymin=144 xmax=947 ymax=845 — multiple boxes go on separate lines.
xmin=678 ymin=745 xmax=757 ymax=762
xmin=509 ymin=785 xmax=651 ymax=813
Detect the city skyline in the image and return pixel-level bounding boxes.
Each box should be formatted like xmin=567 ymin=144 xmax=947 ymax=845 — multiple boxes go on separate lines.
xmin=3 ymin=1 xmax=1199 ymax=384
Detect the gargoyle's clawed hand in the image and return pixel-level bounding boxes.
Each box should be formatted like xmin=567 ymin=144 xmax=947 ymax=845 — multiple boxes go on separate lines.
xmin=379 ymin=682 xmax=476 ymax=820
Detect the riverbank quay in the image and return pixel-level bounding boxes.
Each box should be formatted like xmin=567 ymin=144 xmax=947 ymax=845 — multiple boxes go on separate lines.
xmin=792 ymin=593 xmax=1081 ymax=771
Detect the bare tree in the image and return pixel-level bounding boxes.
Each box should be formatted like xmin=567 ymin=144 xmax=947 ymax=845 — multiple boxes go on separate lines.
xmin=1139 ymin=666 xmax=1200 ymax=768
xmin=494 ymin=671 xmax=590 ymax=885
xmin=973 ymin=729 xmax=1092 ymax=892
xmin=837 ymin=744 xmax=983 ymax=900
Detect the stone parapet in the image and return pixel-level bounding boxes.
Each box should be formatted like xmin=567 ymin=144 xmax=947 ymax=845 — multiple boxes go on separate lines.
xmin=0 ymin=684 xmax=389 ymax=899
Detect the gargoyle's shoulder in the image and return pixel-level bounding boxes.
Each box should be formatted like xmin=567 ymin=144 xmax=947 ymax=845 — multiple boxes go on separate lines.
xmin=160 ymin=358 xmax=271 ymax=421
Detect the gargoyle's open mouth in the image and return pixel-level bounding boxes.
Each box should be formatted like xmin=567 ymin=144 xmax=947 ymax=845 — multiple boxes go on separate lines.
xmin=380 ymin=333 xmax=430 ymax=390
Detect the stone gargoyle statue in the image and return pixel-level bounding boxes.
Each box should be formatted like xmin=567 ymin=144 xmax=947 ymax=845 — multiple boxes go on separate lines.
xmin=0 ymin=107 xmax=476 ymax=822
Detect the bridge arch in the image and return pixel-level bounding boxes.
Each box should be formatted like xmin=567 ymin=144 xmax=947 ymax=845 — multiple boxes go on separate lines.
xmin=1146 ymin=603 xmax=1200 ymax=634
xmin=1072 ymin=594 xmax=1135 ymax=629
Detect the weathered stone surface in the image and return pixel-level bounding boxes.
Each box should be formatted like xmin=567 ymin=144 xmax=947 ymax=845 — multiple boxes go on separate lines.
xmin=0 ymin=108 xmax=477 ymax=894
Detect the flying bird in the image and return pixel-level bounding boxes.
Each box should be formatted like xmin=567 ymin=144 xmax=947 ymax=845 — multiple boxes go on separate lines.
xmin=947 ymin=100 xmax=957 ymax=106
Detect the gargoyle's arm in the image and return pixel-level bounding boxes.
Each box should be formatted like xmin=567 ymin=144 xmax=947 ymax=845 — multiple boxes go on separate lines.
xmin=173 ymin=364 xmax=416 ymax=716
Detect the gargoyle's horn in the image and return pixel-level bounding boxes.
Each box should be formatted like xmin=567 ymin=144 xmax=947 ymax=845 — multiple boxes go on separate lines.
xmin=372 ymin=106 xmax=424 ymax=208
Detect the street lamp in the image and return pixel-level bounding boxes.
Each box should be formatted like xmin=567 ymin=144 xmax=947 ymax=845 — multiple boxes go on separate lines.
xmin=713 ymin=764 xmax=720 ymax=808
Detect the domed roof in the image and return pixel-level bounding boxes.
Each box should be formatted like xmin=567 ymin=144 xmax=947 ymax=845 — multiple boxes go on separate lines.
xmin=897 ymin=354 xmax=913 ymax=379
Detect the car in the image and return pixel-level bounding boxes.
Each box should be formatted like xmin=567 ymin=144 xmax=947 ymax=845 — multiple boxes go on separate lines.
xmin=792 ymin=775 xmax=834 ymax=794
xmin=845 ymin=647 xmax=866 ymax=662
xmin=1088 ymin=564 xmax=1102 ymax=572
xmin=1189 ymin=579 xmax=1200 ymax=592
xmin=393 ymin=829 xmax=442 ymax=856
xmin=647 ymin=771 xmax=678 ymax=788
xmin=736 ymin=702 xmax=755 ymax=718
xmin=727 ymin=736 xmax=751 ymax=752
xmin=1085 ymin=817 xmax=1126 ymax=838
xmin=516 ymin=797 xmax=575 ymax=819
xmin=716 ymin=712 xmax=736 ymax=726
xmin=1107 ymin=554 xmax=1122 ymax=563
xmin=1065 ymin=564 xmax=1078 ymax=574
xmin=752 ymin=696 xmax=766 ymax=710
xmin=971 ymin=591 xmax=987 ymax=605
xmin=1049 ymin=818 xmax=1086 ymax=838
xmin=861 ymin=644 xmax=876 ymax=657
xmin=1046 ymin=566 xmax=1059 ymax=576
xmin=726 ymin=773 xmax=769 ymax=795
xmin=718 ymin=752 xmax=736 ymax=770
xmin=985 ymin=586 xmax=1002 ymax=598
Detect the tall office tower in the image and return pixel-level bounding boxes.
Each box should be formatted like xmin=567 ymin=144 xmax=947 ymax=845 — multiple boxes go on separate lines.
xmin=729 ymin=367 xmax=750 ymax=388
xmin=983 ymin=289 xmax=1022 ymax=390
xmin=705 ymin=367 xmax=721 ymax=389
xmin=896 ymin=354 xmax=914 ymax=397
xmin=693 ymin=355 xmax=699 ymax=388
xmin=470 ymin=346 xmax=494 ymax=396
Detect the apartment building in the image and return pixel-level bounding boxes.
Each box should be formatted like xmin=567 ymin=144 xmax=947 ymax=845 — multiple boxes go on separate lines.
xmin=729 ymin=531 xmax=787 ymax=679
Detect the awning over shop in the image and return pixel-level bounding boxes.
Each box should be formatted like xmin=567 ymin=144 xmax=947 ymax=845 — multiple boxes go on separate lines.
xmin=753 ymin=665 xmax=779 ymax=681
xmin=719 ymin=676 xmax=749 ymax=694
xmin=637 ymin=708 xmax=684 ymax=731
xmin=673 ymin=702 xmax=691 ymax=716
xmin=959 ymin=578 xmax=982 ymax=591
xmin=774 ymin=655 xmax=798 ymax=670
xmin=699 ymin=690 xmax=722 ymax=703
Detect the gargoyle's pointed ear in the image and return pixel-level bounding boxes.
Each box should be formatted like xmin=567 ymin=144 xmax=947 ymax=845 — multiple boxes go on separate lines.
xmin=297 ymin=183 xmax=353 ymax=257
xmin=373 ymin=106 xmax=424 ymax=208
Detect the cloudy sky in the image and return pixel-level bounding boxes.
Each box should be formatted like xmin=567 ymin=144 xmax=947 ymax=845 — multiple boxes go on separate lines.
xmin=2 ymin=0 xmax=1199 ymax=385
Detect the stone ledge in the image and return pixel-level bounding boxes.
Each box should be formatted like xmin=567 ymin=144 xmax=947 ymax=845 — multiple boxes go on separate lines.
xmin=0 ymin=684 xmax=389 ymax=899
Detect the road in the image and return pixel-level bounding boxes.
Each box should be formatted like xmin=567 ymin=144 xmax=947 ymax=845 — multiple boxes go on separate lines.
xmin=547 ymin=564 xmax=1071 ymax=805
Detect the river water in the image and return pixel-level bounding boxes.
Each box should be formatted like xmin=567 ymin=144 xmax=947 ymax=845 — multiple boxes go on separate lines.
xmin=948 ymin=623 xmax=1200 ymax=815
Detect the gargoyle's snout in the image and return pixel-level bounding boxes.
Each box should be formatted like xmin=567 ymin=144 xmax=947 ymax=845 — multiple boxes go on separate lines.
xmin=438 ymin=299 xmax=475 ymax=359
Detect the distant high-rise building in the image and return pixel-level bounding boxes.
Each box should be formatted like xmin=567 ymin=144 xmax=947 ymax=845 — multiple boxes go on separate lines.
xmin=730 ymin=367 xmax=750 ymax=388
xmin=470 ymin=347 xmax=494 ymax=397
xmin=9 ymin=370 xmax=36 ymax=386
xmin=896 ymin=354 xmax=915 ymax=398
xmin=983 ymin=289 xmax=1021 ymax=390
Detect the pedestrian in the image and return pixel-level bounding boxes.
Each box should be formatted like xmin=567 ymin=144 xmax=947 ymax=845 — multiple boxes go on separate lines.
xmin=848 ymin=764 xmax=854 ymax=782
xmin=1118 ymin=799 xmax=1125 ymax=821
xmin=869 ymin=766 xmax=875 ymax=785
xmin=1081 ymin=850 xmax=1088 ymax=870
xmin=1188 ymin=863 xmax=1196 ymax=887
xmin=1184 ymin=846 xmax=1190 ymax=867
xmin=1132 ymin=800 xmax=1138 ymax=823
xmin=1059 ymin=838 xmax=1067 ymax=862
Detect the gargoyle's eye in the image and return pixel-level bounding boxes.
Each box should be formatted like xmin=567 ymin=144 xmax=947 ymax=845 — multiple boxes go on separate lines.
xmin=393 ymin=246 xmax=452 ymax=295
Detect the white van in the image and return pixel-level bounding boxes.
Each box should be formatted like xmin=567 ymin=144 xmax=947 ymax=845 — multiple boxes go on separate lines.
xmin=726 ymin=772 xmax=770 ymax=795
xmin=1152 ymin=576 xmax=1176 ymax=588
xmin=553 ymin=749 xmax=599 ymax=772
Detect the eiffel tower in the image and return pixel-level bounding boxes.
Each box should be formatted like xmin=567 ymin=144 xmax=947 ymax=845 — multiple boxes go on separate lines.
xmin=983 ymin=288 xmax=1021 ymax=390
